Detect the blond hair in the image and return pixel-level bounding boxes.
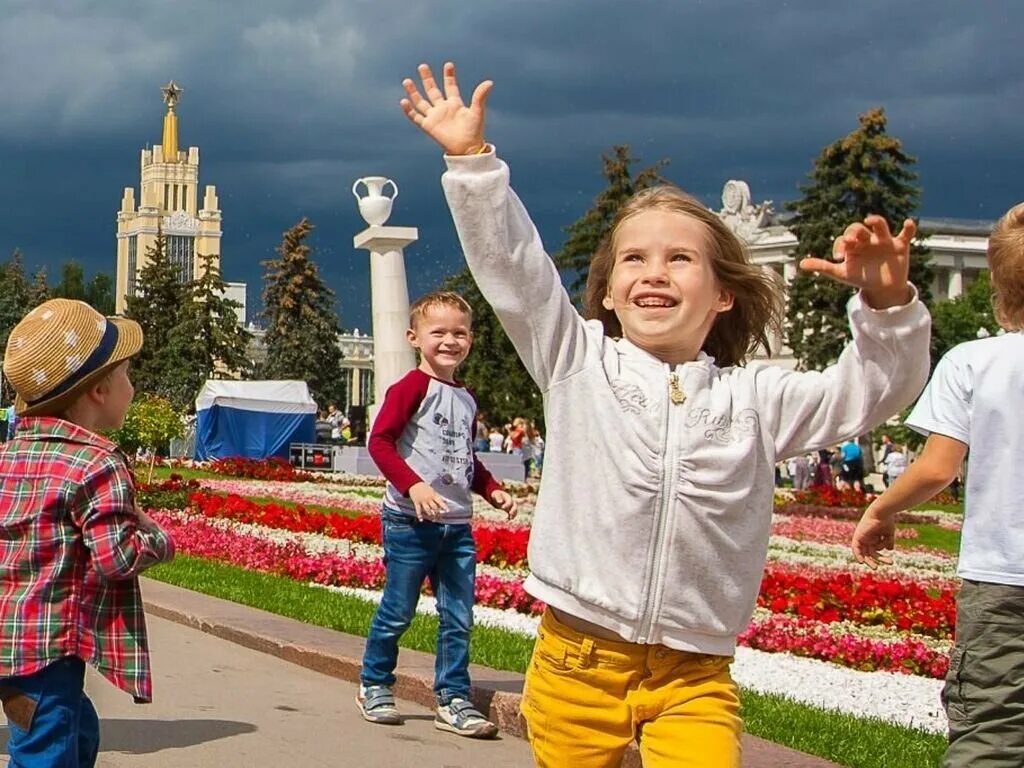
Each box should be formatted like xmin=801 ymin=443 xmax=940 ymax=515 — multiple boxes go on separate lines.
xmin=409 ymin=291 xmax=473 ymax=328
xmin=583 ymin=185 xmax=784 ymax=367
xmin=988 ymin=202 xmax=1024 ymax=330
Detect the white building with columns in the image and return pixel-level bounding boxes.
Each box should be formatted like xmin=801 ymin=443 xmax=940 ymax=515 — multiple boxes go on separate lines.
xmin=715 ymin=179 xmax=992 ymax=368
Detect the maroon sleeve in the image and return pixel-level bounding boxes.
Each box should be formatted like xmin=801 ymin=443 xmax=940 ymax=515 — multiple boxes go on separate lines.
xmin=367 ymin=371 xmax=430 ymax=495
xmin=471 ymin=456 xmax=504 ymax=504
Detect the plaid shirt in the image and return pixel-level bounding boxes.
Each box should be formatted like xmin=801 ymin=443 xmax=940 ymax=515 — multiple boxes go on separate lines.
xmin=0 ymin=417 xmax=175 ymax=702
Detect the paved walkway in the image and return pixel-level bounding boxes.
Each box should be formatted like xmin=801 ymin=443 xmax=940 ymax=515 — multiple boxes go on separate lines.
xmin=1 ymin=580 xmax=838 ymax=767
xmin=0 ymin=615 xmax=534 ymax=767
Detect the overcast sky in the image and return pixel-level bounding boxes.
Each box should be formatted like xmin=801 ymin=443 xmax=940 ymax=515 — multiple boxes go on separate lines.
xmin=2 ymin=0 xmax=1021 ymax=330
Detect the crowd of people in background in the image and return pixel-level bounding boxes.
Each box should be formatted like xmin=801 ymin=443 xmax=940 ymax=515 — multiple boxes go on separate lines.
xmin=777 ymin=432 xmax=963 ymax=496
xmin=312 ymin=404 xmax=545 ymax=479
xmin=473 ymin=413 xmax=544 ymax=479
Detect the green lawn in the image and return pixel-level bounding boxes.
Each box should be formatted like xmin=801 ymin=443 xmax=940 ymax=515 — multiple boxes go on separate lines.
xmin=910 ymin=501 xmax=963 ymax=515
xmin=150 ymin=465 xmax=224 ymax=482
xmin=146 ymin=557 xmax=946 ymax=768
xmin=897 ymin=522 xmax=961 ymax=555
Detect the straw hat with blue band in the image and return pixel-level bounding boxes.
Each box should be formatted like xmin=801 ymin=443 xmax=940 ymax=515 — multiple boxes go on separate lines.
xmin=2 ymin=298 xmax=143 ymax=417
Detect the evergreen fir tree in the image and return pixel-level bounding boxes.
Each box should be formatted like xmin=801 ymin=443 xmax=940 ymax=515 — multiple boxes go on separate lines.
xmin=442 ymin=267 xmax=543 ymax=426
xmin=784 ymin=108 xmax=932 ymax=370
xmin=124 ymin=227 xmax=187 ymax=397
xmin=554 ymin=145 xmax=667 ymax=303
xmin=0 ymin=250 xmax=32 ymax=404
xmin=27 ymin=267 xmax=50 ymax=308
xmin=162 ymin=253 xmax=252 ymax=405
xmin=260 ymin=218 xmax=343 ymax=406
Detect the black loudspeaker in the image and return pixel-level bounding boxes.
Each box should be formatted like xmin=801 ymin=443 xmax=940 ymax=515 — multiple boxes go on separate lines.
xmin=348 ymin=405 xmax=368 ymax=445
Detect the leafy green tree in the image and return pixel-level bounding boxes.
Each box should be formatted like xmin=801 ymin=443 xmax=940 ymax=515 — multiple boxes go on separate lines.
xmin=442 ymin=267 xmax=543 ymax=427
xmin=260 ymin=218 xmax=343 ymax=406
xmin=930 ymin=270 xmax=999 ymax=369
xmin=784 ymin=108 xmax=932 ymax=370
xmin=0 ymin=250 xmax=32 ymax=404
xmin=161 ymin=253 xmax=252 ymax=405
xmin=107 ymin=394 xmax=183 ymax=481
xmin=554 ymin=145 xmax=667 ymax=303
xmin=85 ymin=272 xmax=116 ymax=315
xmin=124 ymin=228 xmax=187 ymax=399
xmin=54 ymin=261 xmax=87 ymax=301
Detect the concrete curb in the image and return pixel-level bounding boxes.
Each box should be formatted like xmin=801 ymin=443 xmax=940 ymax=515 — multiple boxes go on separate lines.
xmin=141 ymin=578 xmax=839 ymax=767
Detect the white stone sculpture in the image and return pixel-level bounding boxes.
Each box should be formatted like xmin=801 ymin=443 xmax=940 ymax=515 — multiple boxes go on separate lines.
xmin=718 ymin=180 xmax=773 ymax=243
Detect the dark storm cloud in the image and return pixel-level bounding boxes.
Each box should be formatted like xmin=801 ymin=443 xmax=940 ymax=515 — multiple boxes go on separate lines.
xmin=1 ymin=0 xmax=1022 ymax=329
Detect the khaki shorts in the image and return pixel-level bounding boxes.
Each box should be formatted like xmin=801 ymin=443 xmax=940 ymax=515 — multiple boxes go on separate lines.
xmin=942 ymin=579 xmax=1024 ymax=767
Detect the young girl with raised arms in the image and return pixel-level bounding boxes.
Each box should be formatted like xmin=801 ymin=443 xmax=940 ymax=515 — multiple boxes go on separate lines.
xmin=399 ymin=62 xmax=932 ymax=767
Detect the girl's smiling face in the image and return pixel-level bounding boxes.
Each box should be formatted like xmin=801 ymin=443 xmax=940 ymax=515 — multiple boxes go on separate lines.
xmin=602 ymin=208 xmax=734 ymax=364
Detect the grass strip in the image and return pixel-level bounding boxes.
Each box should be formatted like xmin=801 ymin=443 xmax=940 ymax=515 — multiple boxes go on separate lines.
xmin=150 ymin=466 xmax=226 ymax=481
xmin=146 ymin=556 xmax=946 ymax=768
xmin=898 ymin=522 xmax=960 ymax=554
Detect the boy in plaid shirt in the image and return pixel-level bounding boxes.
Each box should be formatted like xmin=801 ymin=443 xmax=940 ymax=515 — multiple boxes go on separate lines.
xmin=0 ymin=299 xmax=175 ymax=767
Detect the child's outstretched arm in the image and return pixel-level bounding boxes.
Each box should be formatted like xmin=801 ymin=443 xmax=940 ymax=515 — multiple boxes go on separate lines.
xmin=852 ymin=433 xmax=965 ymax=568
xmin=755 ymin=216 xmax=931 ymax=459
xmin=401 ymin=62 xmax=592 ymax=391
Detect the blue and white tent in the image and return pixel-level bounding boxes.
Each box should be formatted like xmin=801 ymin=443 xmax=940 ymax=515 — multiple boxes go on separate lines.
xmin=194 ymin=380 xmax=317 ymax=461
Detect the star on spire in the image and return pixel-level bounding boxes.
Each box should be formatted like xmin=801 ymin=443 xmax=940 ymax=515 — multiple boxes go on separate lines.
xmin=161 ymin=80 xmax=183 ymax=109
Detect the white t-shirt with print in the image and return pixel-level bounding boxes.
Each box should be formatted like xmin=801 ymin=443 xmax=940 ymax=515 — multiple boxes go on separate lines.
xmin=907 ymin=332 xmax=1024 ymax=586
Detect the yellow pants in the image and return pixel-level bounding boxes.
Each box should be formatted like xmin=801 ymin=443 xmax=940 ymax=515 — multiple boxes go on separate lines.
xmin=521 ymin=610 xmax=742 ymax=768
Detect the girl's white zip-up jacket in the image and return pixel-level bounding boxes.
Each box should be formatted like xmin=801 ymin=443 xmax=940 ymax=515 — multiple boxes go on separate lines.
xmin=442 ymin=150 xmax=931 ymax=656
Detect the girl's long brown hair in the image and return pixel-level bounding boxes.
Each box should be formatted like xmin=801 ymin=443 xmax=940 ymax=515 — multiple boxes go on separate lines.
xmin=583 ymin=185 xmax=784 ymax=367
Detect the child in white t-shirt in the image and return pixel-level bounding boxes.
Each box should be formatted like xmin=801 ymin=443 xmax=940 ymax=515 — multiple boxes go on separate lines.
xmin=853 ymin=202 xmax=1024 ymax=766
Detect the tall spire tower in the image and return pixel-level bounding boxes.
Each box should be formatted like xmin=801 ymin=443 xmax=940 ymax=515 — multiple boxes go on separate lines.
xmin=161 ymin=80 xmax=182 ymax=162
xmin=114 ymin=81 xmax=224 ymax=315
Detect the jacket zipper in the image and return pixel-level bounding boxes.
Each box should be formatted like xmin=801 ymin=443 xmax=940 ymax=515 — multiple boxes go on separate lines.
xmin=636 ymin=364 xmax=683 ymax=643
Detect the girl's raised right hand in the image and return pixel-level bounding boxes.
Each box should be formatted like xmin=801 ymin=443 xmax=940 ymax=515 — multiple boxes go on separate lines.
xmin=401 ymin=62 xmax=492 ymax=156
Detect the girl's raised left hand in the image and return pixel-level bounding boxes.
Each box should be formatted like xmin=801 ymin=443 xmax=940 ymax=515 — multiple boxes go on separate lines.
xmin=800 ymin=216 xmax=916 ymax=309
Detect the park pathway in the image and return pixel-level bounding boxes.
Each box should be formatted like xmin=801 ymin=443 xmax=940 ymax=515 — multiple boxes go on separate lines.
xmin=1 ymin=580 xmax=838 ymax=767
xmin=0 ymin=615 xmax=534 ymax=767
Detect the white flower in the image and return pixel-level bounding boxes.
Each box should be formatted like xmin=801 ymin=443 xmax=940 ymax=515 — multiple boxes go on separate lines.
xmin=31 ymin=369 xmax=48 ymax=385
xmin=41 ymin=310 xmax=53 ymax=321
xmin=65 ymin=329 xmax=79 ymax=347
xmin=66 ymin=354 xmax=83 ymax=372
xmin=13 ymin=336 xmax=24 ymax=349
xmin=96 ymin=319 xmax=106 ymax=333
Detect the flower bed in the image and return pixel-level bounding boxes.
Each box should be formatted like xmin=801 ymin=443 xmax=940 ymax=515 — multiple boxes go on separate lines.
xmin=185 ymin=491 xmax=532 ymax=568
xmin=759 ymin=565 xmax=956 ymax=639
xmin=772 ymin=515 xmax=918 ymax=545
xmin=152 ymin=504 xmax=958 ymax=681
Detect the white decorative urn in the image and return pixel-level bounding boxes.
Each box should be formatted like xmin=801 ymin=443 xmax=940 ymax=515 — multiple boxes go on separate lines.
xmin=352 ymin=176 xmax=398 ymax=227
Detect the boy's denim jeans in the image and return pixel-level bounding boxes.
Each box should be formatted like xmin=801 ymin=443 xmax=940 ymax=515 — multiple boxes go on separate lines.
xmin=0 ymin=656 xmax=100 ymax=768
xmin=361 ymin=508 xmax=476 ymax=705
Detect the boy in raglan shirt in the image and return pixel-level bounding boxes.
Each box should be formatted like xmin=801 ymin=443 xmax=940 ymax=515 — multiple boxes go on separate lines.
xmin=358 ymin=291 xmax=517 ymax=739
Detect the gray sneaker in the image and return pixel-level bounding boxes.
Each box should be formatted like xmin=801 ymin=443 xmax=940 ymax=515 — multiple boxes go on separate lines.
xmin=434 ymin=697 xmax=498 ymax=739
xmin=357 ymin=684 xmax=402 ymax=725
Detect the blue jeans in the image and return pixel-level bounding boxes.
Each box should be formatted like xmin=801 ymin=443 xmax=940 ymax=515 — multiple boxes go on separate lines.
xmin=0 ymin=656 xmax=100 ymax=767
xmin=361 ymin=509 xmax=477 ymax=705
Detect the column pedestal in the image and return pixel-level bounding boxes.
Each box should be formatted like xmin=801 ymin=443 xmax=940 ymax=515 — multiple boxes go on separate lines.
xmin=353 ymin=226 xmax=419 ymax=419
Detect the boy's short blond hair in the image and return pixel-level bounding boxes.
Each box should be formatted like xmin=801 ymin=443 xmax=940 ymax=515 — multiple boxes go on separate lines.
xmin=988 ymin=202 xmax=1024 ymax=330
xmin=409 ymin=291 xmax=473 ymax=328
